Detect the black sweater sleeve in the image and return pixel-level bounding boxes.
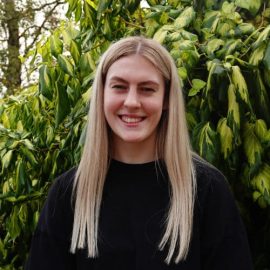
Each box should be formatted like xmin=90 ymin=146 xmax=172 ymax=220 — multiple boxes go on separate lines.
xmin=25 ymin=168 xmax=76 ymax=270
xmin=197 ymin=164 xmax=253 ymax=270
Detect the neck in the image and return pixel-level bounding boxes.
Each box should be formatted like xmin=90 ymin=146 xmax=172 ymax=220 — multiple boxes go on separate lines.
xmin=111 ymin=138 xmax=157 ymax=164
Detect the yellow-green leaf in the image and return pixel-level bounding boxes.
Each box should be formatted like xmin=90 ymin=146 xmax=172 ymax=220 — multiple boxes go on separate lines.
xmin=79 ymin=52 xmax=96 ymax=78
xmin=188 ymin=79 xmax=206 ymax=96
xmin=249 ymin=43 xmax=266 ymax=65
xmin=251 ymin=163 xmax=270 ymax=197
xmin=58 ymin=54 xmax=74 ymax=76
xmin=217 ymin=118 xmax=233 ymax=159
xmin=243 ymin=122 xmax=262 ymax=165
xmin=174 ymin=7 xmax=196 ymax=29
xmin=2 ymin=150 xmax=13 ymax=170
xmin=20 ymin=146 xmax=38 ymax=166
xmin=255 ymin=119 xmax=267 ymax=141
xmin=70 ymin=40 xmax=81 ymax=65
xmin=235 ymin=0 xmax=262 ymax=16
xmin=231 ymin=66 xmax=249 ymax=104
xmin=50 ymin=35 xmax=63 ymax=58
xmin=227 ymin=83 xmax=240 ymax=129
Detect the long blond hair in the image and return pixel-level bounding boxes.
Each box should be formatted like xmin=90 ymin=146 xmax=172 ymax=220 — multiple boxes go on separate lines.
xmin=71 ymin=36 xmax=196 ymax=264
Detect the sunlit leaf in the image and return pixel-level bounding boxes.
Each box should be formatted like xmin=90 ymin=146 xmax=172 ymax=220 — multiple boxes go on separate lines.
xmin=58 ymin=54 xmax=74 ymax=76
xmin=1 ymin=150 xmax=13 ymax=171
xmin=188 ymin=79 xmax=206 ymax=96
xmin=174 ymin=7 xmax=196 ymax=29
xmin=217 ymin=118 xmax=233 ymax=159
xmin=227 ymin=83 xmax=240 ymax=130
xmin=192 ymin=122 xmax=218 ymax=163
xmin=231 ymin=66 xmax=249 ymax=105
xmin=243 ymin=122 xmax=262 ymax=165
xmin=50 ymin=35 xmax=63 ymax=58
xmin=255 ymin=119 xmax=267 ymax=141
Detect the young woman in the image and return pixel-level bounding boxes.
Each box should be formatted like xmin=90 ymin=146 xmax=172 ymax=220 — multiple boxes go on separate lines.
xmin=26 ymin=36 xmax=253 ymax=269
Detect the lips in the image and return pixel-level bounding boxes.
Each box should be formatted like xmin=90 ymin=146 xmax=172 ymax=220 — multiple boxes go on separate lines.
xmin=120 ymin=115 xmax=145 ymax=124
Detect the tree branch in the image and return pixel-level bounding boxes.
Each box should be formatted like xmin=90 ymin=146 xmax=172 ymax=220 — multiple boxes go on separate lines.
xmin=31 ymin=0 xmax=65 ymax=12
xmin=19 ymin=25 xmax=38 ymax=38
xmin=24 ymin=2 xmax=64 ymax=56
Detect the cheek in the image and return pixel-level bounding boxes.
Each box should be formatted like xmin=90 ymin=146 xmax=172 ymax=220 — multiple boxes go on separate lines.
xmin=104 ymin=95 xmax=120 ymax=121
xmin=144 ymin=99 xmax=164 ymax=115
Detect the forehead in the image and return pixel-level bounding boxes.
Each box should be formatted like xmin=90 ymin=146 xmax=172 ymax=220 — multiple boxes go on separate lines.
xmin=105 ymin=54 xmax=163 ymax=83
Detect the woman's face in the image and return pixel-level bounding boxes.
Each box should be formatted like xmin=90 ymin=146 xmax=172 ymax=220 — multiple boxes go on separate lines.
xmin=103 ymin=54 xmax=165 ymax=149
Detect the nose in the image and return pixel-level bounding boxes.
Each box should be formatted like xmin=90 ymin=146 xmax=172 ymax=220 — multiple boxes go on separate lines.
xmin=124 ymin=88 xmax=141 ymax=108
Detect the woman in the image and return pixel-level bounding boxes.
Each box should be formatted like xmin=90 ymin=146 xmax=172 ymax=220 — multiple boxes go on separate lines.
xmin=26 ymin=36 xmax=253 ymax=269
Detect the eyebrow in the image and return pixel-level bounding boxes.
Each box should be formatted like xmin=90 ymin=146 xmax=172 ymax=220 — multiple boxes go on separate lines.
xmin=108 ymin=76 xmax=160 ymax=86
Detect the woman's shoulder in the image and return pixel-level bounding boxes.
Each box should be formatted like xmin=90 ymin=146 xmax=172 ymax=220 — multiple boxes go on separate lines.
xmin=192 ymin=155 xmax=235 ymax=206
xmin=45 ymin=167 xmax=77 ymax=206
xmin=193 ymin=155 xmax=228 ymax=190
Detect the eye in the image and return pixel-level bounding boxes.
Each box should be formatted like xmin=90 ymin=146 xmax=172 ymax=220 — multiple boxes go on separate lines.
xmin=112 ymin=84 xmax=127 ymax=90
xmin=141 ymin=87 xmax=155 ymax=92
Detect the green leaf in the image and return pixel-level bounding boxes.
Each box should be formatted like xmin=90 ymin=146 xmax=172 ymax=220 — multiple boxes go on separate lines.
xmin=39 ymin=65 xmax=53 ymax=100
xmin=231 ymin=66 xmax=249 ymax=105
xmin=217 ymin=118 xmax=233 ymax=159
xmin=177 ymin=67 xmax=187 ymax=80
xmin=70 ymin=40 xmax=81 ymax=65
xmin=50 ymin=35 xmax=63 ymax=58
xmin=205 ymin=38 xmax=224 ymax=57
xmin=66 ymin=0 xmax=78 ymax=18
xmin=255 ymin=71 xmax=270 ymax=124
xmin=79 ymin=52 xmax=96 ymax=78
xmin=7 ymin=207 xmax=21 ymax=240
xmin=58 ymin=54 xmax=74 ymax=76
xmin=153 ymin=26 xmax=171 ymax=44
xmin=192 ymin=122 xmax=218 ymax=163
xmin=243 ymin=122 xmax=262 ymax=165
xmin=235 ymin=0 xmax=262 ymax=16
xmin=97 ymin=0 xmax=111 ymax=20
xmin=16 ymin=160 xmax=27 ymax=194
xmin=235 ymin=23 xmax=255 ymax=36
xmin=221 ymin=1 xmax=236 ymax=14
xmin=1 ymin=150 xmax=13 ymax=171
xmin=22 ymin=139 xmax=35 ymax=150
xmin=263 ymin=41 xmax=270 ymax=71
xmin=251 ymin=163 xmax=270 ymax=200
xmin=174 ymin=6 xmax=196 ymax=29
xmin=103 ymin=14 xmax=112 ymax=40
xmin=46 ymin=125 xmax=54 ymax=146
xmin=75 ymin=0 xmax=82 ymax=22
xmin=203 ymin=10 xmax=220 ymax=30
xmin=252 ymin=25 xmax=270 ymax=49
xmin=55 ymin=81 xmax=71 ymax=127
xmin=20 ymin=146 xmax=38 ymax=166
xmin=188 ymin=79 xmax=206 ymax=96
xmin=254 ymin=119 xmax=267 ymax=141
xmin=227 ymin=83 xmax=240 ymax=130
xmin=249 ymin=43 xmax=266 ymax=65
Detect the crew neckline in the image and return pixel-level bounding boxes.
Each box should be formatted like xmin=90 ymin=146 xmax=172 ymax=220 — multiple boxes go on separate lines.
xmin=109 ymin=158 xmax=164 ymax=174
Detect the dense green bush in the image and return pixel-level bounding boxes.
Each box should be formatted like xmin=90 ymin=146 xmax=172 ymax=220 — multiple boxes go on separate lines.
xmin=0 ymin=0 xmax=269 ymax=269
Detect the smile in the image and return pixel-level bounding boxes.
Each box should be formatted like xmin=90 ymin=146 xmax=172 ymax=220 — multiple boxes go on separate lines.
xmin=120 ymin=115 xmax=145 ymax=123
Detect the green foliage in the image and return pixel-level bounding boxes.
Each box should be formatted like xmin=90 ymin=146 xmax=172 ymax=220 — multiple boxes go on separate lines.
xmin=1 ymin=0 xmax=270 ymax=269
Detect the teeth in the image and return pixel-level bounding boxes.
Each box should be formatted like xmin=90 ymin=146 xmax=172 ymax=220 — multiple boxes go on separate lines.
xmin=121 ymin=116 xmax=142 ymax=123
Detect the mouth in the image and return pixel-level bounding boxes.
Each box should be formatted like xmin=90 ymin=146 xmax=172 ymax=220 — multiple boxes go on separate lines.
xmin=119 ymin=115 xmax=146 ymax=124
